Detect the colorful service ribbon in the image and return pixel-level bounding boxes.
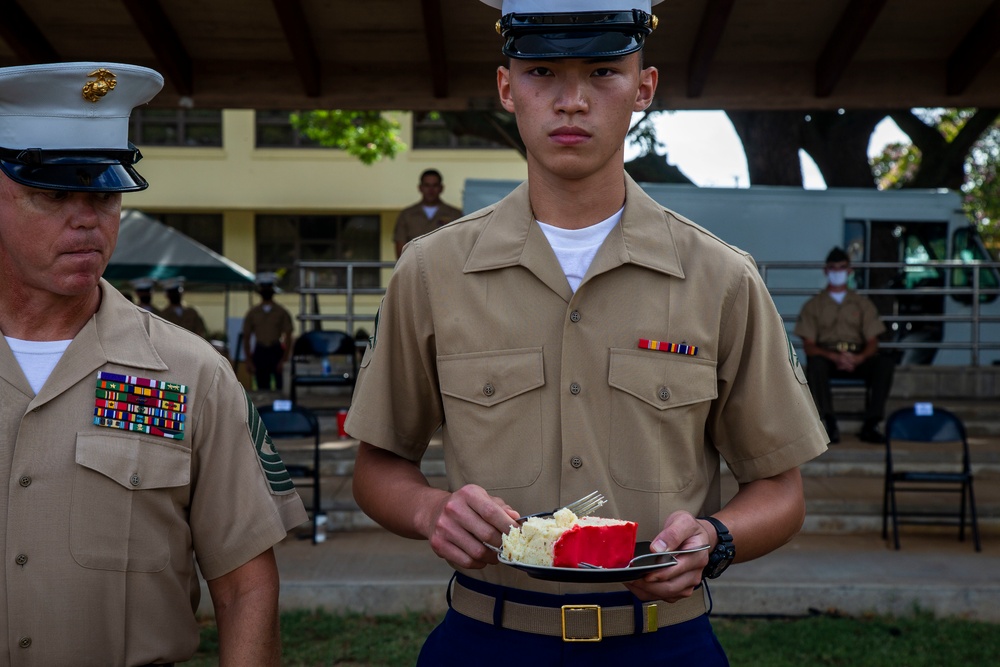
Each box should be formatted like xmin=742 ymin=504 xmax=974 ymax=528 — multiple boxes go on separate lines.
xmin=638 ymin=338 xmax=699 ymax=356
xmin=92 ymin=371 xmax=187 ymax=440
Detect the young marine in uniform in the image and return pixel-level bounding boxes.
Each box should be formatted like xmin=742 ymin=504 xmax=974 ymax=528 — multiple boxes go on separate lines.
xmin=347 ymin=2 xmax=829 ymax=663
xmin=0 ymin=62 xmax=307 ymax=665
xmin=242 ymin=272 xmax=295 ymax=392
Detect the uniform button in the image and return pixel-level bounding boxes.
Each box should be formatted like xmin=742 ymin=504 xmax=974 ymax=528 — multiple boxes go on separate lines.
xmin=570 ymin=310 xmax=582 ymax=323
xmin=658 ymin=386 xmax=671 ymax=401
xmin=483 ymin=383 xmax=495 ymax=397
xmin=130 ymin=473 xmax=141 ymax=487
xmin=17 ymin=636 xmax=30 ymax=648
xmin=14 ymin=554 xmax=27 ymax=566
xmin=570 ymin=383 xmax=581 ymax=395
xmin=18 ymin=476 xmax=31 ymax=487
xmin=571 ymin=456 xmax=583 ymax=469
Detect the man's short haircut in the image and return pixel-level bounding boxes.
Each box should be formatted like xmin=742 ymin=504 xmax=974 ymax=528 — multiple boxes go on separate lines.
xmin=420 ymin=169 xmax=443 ymax=183
xmin=825 ymin=247 xmax=850 ymax=264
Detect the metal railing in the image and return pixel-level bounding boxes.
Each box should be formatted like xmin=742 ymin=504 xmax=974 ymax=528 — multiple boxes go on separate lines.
xmin=296 ymin=260 xmax=396 ymax=337
xmin=295 ymin=259 xmax=1000 ymax=365
xmin=759 ymin=260 xmax=1000 ymax=366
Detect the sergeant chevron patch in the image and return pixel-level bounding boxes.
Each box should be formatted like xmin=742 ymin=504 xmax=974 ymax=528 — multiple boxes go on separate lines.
xmin=244 ymin=391 xmax=296 ymax=494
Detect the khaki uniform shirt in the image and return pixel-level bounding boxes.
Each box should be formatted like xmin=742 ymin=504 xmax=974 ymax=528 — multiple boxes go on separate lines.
xmin=392 ymin=200 xmax=464 ymax=246
xmin=0 ymin=281 xmax=307 ymax=666
xmin=347 ymin=176 xmax=828 ymax=594
xmin=242 ymin=302 xmax=294 ymax=348
xmin=794 ymin=290 xmax=885 ymax=347
xmin=160 ymin=304 xmax=207 ymax=338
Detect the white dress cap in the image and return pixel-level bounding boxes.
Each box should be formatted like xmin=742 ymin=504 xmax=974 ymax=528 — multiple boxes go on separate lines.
xmin=480 ymin=1 xmax=663 ymax=12
xmin=162 ymin=276 xmax=186 ymax=291
xmin=0 ymin=62 xmax=163 ymax=191
xmin=482 ymin=0 xmax=663 ymax=59
xmin=0 ymin=62 xmax=163 ymax=151
xmin=255 ymin=272 xmax=278 ymax=286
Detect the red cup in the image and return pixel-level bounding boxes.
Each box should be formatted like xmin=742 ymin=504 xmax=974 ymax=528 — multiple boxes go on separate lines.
xmin=336 ymin=409 xmax=348 ymax=439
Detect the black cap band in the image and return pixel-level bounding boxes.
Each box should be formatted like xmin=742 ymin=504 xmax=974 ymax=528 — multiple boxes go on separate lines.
xmin=499 ymin=10 xmax=655 ymax=58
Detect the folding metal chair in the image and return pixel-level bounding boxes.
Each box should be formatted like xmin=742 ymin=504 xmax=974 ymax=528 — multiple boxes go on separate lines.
xmin=289 ymin=330 xmax=358 ymax=406
xmin=882 ymin=405 xmax=980 ymax=551
xmin=258 ymin=404 xmax=324 ymax=544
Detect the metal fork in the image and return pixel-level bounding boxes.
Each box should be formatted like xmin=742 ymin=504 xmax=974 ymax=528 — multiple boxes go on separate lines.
xmin=515 ymin=490 xmax=606 ymax=523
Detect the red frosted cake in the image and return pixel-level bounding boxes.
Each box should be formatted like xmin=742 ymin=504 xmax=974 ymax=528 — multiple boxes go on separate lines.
xmin=501 ymin=508 xmax=637 ymax=569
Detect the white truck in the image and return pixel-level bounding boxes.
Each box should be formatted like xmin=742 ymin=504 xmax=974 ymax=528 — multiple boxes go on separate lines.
xmin=462 ymin=180 xmax=1000 ymax=366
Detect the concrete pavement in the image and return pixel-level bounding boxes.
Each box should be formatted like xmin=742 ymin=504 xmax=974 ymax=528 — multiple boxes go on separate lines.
xmin=226 ymin=389 xmax=1000 ymax=623
xmin=257 ymin=525 xmax=1000 ymax=622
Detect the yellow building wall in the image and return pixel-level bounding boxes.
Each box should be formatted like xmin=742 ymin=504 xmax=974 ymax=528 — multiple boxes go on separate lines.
xmin=118 ymin=110 xmax=528 ymax=336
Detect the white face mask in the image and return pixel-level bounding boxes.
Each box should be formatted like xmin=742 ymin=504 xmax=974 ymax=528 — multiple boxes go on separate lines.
xmin=827 ymin=270 xmax=849 ymax=287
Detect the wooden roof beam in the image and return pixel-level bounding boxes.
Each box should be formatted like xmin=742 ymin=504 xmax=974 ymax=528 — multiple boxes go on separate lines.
xmin=0 ymin=0 xmax=60 ymax=63
xmin=421 ymin=0 xmax=449 ymax=99
xmin=121 ymin=0 xmax=194 ymax=96
xmin=686 ymin=0 xmax=735 ymax=98
xmin=815 ymin=0 xmax=887 ymax=99
xmin=270 ymin=0 xmax=321 ymax=98
xmin=947 ymin=0 xmax=1000 ymax=96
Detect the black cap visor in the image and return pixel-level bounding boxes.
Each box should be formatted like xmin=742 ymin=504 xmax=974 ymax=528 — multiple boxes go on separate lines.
xmin=505 ymin=30 xmax=645 ymax=59
xmin=500 ymin=10 xmax=653 ymax=59
xmin=0 ymin=146 xmax=148 ymax=192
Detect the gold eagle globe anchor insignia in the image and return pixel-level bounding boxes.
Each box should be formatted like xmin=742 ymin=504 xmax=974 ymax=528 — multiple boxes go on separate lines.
xmin=82 ymin=68 xmax=117 ymax=102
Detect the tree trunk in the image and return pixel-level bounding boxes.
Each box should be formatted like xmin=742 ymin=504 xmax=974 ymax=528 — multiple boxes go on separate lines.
xmin=727 ymin=111 xmax=805 ymax=186
xmin=891 ymin=109 xmax=1000 ymax=190
xmin=800 ymin=110 xmax=887 ymax=188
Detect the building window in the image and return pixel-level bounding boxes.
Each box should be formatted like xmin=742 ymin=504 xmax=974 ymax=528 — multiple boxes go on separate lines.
xmin=129 ymin=109 xmax=223 ymax=147
xmin=255 ymin=110 xmax=321 ymax=148
xmin=412 ymin=112 xmax=508 ymax=149
xmin=255 ymin=214 xmax=381 ymax=289
xmin=144 ymin=212 xmax=224 ymax=255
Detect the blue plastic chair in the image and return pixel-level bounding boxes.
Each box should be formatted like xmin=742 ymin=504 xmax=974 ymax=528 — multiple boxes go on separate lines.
xmin=882 ymin=406 xmax=980 ymax=551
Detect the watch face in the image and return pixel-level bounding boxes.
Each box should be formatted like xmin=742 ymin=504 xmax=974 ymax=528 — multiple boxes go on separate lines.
xmin=704 ymin=544 xmax=734 ymax=579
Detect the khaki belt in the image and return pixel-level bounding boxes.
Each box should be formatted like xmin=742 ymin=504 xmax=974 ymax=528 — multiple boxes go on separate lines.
xmin=450 ymin=579 xmax=707 ymax=642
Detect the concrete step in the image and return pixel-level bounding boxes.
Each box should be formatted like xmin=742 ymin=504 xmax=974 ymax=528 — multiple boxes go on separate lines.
xmin=271 ymin=397 xmax=1000 ymax=536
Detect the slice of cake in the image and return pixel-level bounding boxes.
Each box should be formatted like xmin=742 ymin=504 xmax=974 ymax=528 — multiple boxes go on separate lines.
xmin=501 ymin=508 xmax=637 ymax=569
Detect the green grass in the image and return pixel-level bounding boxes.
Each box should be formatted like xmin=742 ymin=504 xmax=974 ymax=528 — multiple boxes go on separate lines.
xmin=188 ymin=609 xmax=999 ymax=666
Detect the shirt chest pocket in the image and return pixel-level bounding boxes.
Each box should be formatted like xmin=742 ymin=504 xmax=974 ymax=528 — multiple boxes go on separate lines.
xmin=438 ymin=348 xmax=544 ymax=489
xmin=608 ymin=350 xmax=718 ymax=492
xmin=71 ymin=432 xmax=191 ymax=572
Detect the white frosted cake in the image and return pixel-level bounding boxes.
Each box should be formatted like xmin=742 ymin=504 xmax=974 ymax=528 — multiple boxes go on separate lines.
xmin=501 ymin=508 xmax=638 ymax=569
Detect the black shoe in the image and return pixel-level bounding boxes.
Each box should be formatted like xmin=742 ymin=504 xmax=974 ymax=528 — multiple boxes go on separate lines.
xmin=859 ymin=422 xmax=886 ymax=444
xmin=824 ymin=416 xmax=840 ymax=444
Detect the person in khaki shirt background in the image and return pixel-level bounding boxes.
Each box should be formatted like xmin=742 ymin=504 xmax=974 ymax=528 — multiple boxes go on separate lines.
xmin=131 ymin=277 xmax=161 ymax=315
xmin=794 ymin=247 xmax=896 ymax=444
xmin=346 ymin=1 xmax=828 ymax=664
xmin=0 ymin=62 xmax=306 ymax=666
xmin=159 ymin=276 xmax=208 ymax=338
xmin=392 ymin=168 xmax=463 ymax=258
xmin=242 ymin=272 xmax=295 ymax=392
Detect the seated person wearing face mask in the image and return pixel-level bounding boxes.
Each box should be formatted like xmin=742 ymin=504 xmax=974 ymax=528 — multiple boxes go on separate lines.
xmin=794 ymin=247 xmax=896 ymax=444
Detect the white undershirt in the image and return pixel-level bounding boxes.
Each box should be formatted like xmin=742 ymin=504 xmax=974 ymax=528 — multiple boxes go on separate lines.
xmin=537 ymin=207 xmax=623 ymax=292
xmin=422 ymin=205 xmax=439 ymax=219
xmin=5 ymin=336 xmax=72 ymax=394
xmin=828 ymin=291 xmax=847 ymax=305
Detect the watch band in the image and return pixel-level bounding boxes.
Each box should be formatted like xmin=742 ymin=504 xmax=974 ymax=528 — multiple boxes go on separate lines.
xmin=699 ymin=515 xmax=736 ymax=580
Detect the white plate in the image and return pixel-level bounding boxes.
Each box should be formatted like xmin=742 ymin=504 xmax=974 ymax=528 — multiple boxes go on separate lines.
xmin=497 ymin=541 xmax=682 ymax=584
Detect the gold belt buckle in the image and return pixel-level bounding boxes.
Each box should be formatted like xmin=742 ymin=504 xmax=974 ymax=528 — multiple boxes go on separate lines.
xmin=561 ymin=604 xmax=602 ymax=642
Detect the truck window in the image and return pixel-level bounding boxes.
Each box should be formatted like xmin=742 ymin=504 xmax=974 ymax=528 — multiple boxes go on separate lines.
xmin=902 ymin=233 xmax=939 ymax=289
xmin=951 ymin=227 xmax=999 ymax=304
